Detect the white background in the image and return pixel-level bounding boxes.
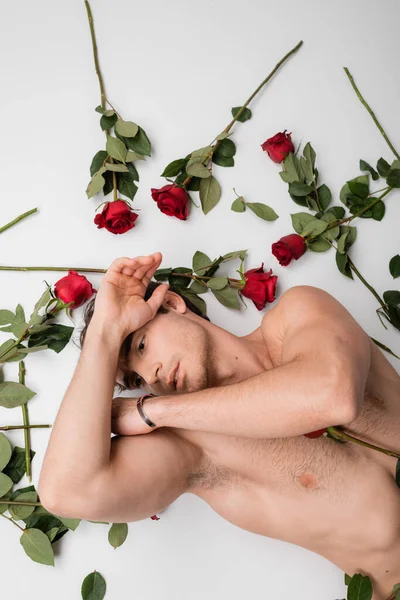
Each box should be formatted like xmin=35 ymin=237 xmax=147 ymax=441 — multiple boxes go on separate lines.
xmin=0 ymin=0 xmax=399 ymax=598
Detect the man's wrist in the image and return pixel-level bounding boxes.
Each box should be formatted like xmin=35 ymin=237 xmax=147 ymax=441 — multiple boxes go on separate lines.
xmin=86 ymin=316 xmax=128 ymax=347
xmin=141 ymin=394 xmax=174 ymax=428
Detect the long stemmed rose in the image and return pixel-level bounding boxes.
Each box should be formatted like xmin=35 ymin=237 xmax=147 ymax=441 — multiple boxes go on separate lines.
xmin=262 ymin=69 xmax=400 ymax=341
xmin=84 ymin=1 xmax=151 ymax=234
xmin=151 ymin=41 xmax=303 ymax=220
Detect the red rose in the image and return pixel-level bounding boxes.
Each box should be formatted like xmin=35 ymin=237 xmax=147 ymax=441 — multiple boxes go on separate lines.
xmin=304 ymin=429 xmax=327 ymax=439
xmin=150 ymin=514 xmax=160 ymax=520
xmin=271 ymin=234 xmax=307 ymax=266
xmin=94 ymin=200 xmax=139 ymax=235
xmin=151 ymin=184 xmax=189 ymax=220
xmin=54 ymin=271 xmax=96 ymax=309
xmin=261 ymin=130 xmax=295 ymax=163
xmin=241 ymin=263 xmax=278 ymax=311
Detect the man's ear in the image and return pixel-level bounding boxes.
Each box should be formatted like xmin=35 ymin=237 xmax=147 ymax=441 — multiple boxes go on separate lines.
xmin=162 ymin=290 xmax=187 ymax=314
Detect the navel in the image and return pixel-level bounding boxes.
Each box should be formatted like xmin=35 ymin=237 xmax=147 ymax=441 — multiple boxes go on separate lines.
xmin=298 ymin=472 xmax=318 ymax=489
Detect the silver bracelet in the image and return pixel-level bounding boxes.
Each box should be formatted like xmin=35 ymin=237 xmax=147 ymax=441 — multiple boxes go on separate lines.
xmin=136 ymin=394 xmax=157 ymax=428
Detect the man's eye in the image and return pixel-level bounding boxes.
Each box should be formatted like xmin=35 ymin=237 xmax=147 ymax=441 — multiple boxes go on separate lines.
xmin=135 ymin=375 xmax=143 ymax=387
xmin=138 ymin=338 xmax=145 ymax=353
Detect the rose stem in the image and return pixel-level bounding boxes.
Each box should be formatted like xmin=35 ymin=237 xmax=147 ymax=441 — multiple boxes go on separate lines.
xmin=328 ymin=426 xmax=400 ymax=459
xmin=369 ymin=338 xmax=400 ymax=360
xmin=85 ymin=0 xmax=118 ymax=200
xmin=183 ymin=40 xmax=304 ymax=187
xmin=0 ymin=208 xmax=38 ymax=235
xmin=0 ymin=424 xmax=52 ymax=430
xmin=19 ymin=361 xmax=32 ymax=482
xmin=344 ymin=67 xmax=400 ymax=160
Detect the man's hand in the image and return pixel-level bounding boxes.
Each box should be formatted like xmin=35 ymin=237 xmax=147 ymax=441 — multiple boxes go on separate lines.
xmin=90 ymin=252 xmax=169 ymax=337
xmin=111 ymin=396 xmax=163 ymax=436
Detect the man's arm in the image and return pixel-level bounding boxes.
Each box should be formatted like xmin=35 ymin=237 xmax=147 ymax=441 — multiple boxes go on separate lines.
xmin=144 ymin=285 xmax=371 ymax=438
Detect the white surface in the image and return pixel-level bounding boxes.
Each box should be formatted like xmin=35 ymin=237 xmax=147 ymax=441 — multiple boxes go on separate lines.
xmin=0 ymin=0 xmax=399 ymax=598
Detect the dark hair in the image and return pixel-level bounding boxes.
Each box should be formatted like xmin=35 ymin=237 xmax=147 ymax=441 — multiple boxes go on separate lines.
xmin=78 ymin=280 xmax=210 ymax=393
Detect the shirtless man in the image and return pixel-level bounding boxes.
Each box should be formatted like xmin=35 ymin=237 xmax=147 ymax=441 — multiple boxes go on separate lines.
xmin=38 ymin=253 xmax=400 ymax=600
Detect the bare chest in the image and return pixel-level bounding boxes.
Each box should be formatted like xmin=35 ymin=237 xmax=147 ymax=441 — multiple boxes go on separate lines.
xmin=176 ymin=338 xmax=400 ymax=556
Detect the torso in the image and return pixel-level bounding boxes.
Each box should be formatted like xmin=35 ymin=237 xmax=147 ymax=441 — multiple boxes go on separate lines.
xmin=168 ymin=324 xmax=400 ymax=599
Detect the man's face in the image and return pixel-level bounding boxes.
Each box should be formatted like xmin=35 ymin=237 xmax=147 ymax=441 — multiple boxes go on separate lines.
xmin=117 ymin=307 xmax=212 ymax=396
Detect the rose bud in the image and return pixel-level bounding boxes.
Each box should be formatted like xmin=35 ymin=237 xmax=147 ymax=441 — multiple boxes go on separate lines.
xmin=241 ymin=263 xmax=278 ymax=311
xmin=54 ymin=271 xmax=96 ymax=309
xmin=151 ymin=184 xmax=189 ymax=220
xmin=271 ymin=233 xmax=307 ymax=267
xmin=261 ymin=130 xmax=295 ymax=163
xmin=304 ymin=428 xmax=327 ymax=439
xmin=150 ymin=514 xmax=160 ymax=520
xmin=94 ymin=200 xmax=139 ymax=235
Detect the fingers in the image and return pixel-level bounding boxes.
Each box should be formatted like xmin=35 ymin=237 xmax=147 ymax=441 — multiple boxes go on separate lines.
xmin=107 ymin=253 xmax=162 ymax=278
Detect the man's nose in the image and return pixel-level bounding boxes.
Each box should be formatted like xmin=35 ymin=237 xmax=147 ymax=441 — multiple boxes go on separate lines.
xmin=145 ymin=363 xmax=162 ymax=387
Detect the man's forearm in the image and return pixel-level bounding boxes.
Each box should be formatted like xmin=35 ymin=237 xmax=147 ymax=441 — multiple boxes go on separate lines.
xmin=38 ymin=319 xmax=124 ymax=500
xmin=147 ymin=359 xmax=350 ymax=438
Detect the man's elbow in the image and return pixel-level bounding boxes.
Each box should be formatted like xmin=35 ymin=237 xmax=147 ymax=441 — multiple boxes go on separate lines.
xmin=38 ymin=485 xmax=98 ymax=521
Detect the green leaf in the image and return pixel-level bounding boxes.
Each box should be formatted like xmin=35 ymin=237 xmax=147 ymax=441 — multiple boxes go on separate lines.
xmin=207 ymin=277 xmax=228 ymax=290
xmin=86 ymin=168 xmax=106 ymax=199
xmin=28 ymin=324 xmax=73 ymax=354
xmin=231 ymin=106 xmax=252 ymax=122
xmin=376 ymin=157 xmax=390 ymax=177
xmin=3 ymin=446 xmax=35 ymax=484
xmin=108 ymin=523 xmax=128 ymax=548
xmin=221 ymin=249 xmax=247 ymax=262
xmin=383 ymin=290 xmax=400 ymax=307
xmin=279 ymin=170 xmax=295 ymax=183
xmin=211 ymin=154 xmax=234 ymax=167
xmin=371 ymin=200 xmax=385 ymax=221
xmin=89 ymin=151 xmax=108 ymax=177
xmin=153 ymin=268 xmax=172 ymax=282
xmin=106 ymin=136 xmax=127 ymax=163
xmin=0 ymin=310 xmax=16 ymax=326
xmin=288 ymin=182 xmax=313 ymax=196
xmin=103 ymin=109 xmax=115 ymax=117
xmin=126 ymin=150 xmax=145 ymax=162
xmin=282 ymin=152 xmax=303 ymax=183
xmin=0 ymin=491 xmax=12 ymax=514
xmin=346 ymin=572 xmax=373 ymax=600
xmin=215 ymin=132 xmax=232 ymax=141
xmin=360 ymin=159 xmax=379 ymax=180
xmin=0 ymin=340 xmax=18 ymax=362
xmin=327 ymin=206 xmax=345 ymax=219
xmin=302 ymin=219 xmax=328 ymax=236
xmin=303 ymin=142 xmax=316 ymax=170
xmin=56 ymin=516 xmax=81 ymax=531
xmin=245 ymin=202 xmax=279 ymax=221
xmin=212 ymin=286 xmax=241 ymax=310
xmin=117 ymin=174 xmax=138 ymax=200
xmin=190 ymin=146 xmax=214 ymax=160
xmin=215 ymin=138 xmax=236 ymax=158
xmin=0 ymin=382 xmax=35 ymax=408
xmin=0 ymin=432 xmax=12 ymax=471
xmin=11 ymin=322 xmax=29 ymax=339
xmin=95 ymin=105 xmax=104 ymax=114
xmin=308 ymin=237 xmax=331 ymax=252
xmin=386 ymin=168 xmax=400 ymax=188
xmin=320 ymin=213 xmax=340 ymax=240
xmin=8 ymin=490 xmax=37 ymax=520
xmin=104 ymin=162 xmax=129 ymax=172
xmin=290 ymin=212 xmax=315 ymax=234
xmin=115 ymin=120 xmax=138 ymax=138
xmin=20 ymin=528 xmax=55 ymax=566
xmin=29 ymin=287 xmax=52 ymax=327
xmin=189 ymin=280 xmax=208 ymax=294
xmin=348 ymin=179 xmax=369 ymax=199
xmin=100 ymin=112 xmax=118 ymax=131
xmin=389 ymin=255 xmax=400 ymax=278
xmin=337 ymin=231 xmax=349 ymax=254
xmin=231 ymin=197 xmax=245 ymax=212
xmin=15 ymin=304 xmax=26 ymax=323
xmin=186 ymin=162 xmax=211 ymax=178
xmin=199 ymin=176 xmax=221 ymax=214
xmin=81 ymin=571 xmax=106 ymax=600
xmin=340 ymin=175 xmax=369 ymax=206
xmin=0 ymin=472 xmax=14 ymax=496
xmin=299 ymin=156 xmax=313 ymax=182
xmin=336 ymin=251 xmax=353 ymax=279
xmin=193 ymin=251 xmax=213 ymax=276
xmin=168 ymin=267 xmax=192 ymax=289
xmin=161 ymin=158 xmax=187 ymax=178
xmin=119 ymin=126 xmax=151 ymax=156
xmin=179 ymin=288 xmax=207 ymax=318
xmin=317 ymin=184 xmax=331 ymax=211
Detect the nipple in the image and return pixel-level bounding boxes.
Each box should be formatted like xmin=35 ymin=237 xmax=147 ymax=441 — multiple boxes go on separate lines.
xmin=298 ymin=472 xmax=318 ymax=489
